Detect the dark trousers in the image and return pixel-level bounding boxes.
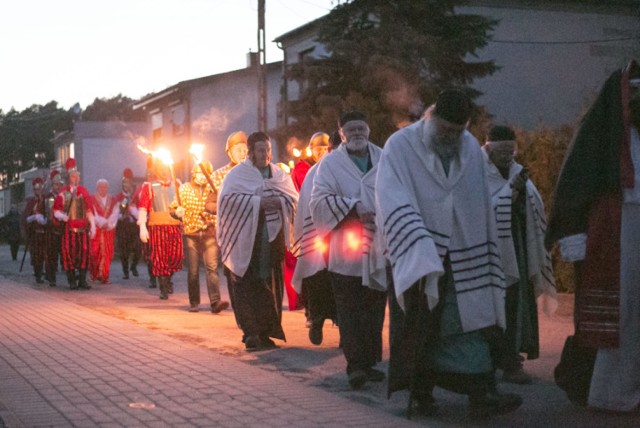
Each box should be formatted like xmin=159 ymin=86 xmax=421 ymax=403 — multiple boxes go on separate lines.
xmin=302 ymin=269 xmax=337 ymax=323
xmin=116 ymin=220 xmax=140 ymax=276
xmin=185 ymin=232 xmax=221 ymax=307
xmin=45 ymin=230 xmax=62 ymax=282
xmin=9 ymin=240 xmax=20 ymax=261
xmin=330 ymin=272 xmax=386 ymax=374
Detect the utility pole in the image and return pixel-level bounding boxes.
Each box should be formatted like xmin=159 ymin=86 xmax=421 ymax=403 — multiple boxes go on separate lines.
xmin=257 ymin=0 xmax=267 ymax=132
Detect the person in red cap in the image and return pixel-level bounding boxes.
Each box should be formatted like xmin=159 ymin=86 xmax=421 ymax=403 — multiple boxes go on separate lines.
xmin=44 ymin=170 xmax=65 ymax=286
xmin=53 ymin=158 xmax=96 ymax=290
xmin=137 ymin=155 xmax=183 ymax=300
xmin=115 ymin=168 xmax=140 ymax=280
xmin=22 ymin=177 xmax=48 ymax=284
xmin=89 ymin=179 xmax=119 ymax=284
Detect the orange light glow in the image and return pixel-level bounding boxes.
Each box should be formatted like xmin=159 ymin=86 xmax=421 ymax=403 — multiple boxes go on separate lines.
xmin=292 ymin=148 xmax=302 ymax=158
xmin=314 ymin=237 xmax=328 ymax=254
xmin=189 ymin=143 xmax=205 ymax=164
xmin=137 ymin=144 xmax=174 ymax=166
xmin=346 ymin=230 xmax=360 ymax=251
xmin=305 ymin=147 xmax=312 ymax=158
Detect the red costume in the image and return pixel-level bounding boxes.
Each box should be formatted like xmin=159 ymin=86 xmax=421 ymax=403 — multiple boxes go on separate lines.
xmin=53 ymin=158 xmax=95 ymax=289
xmin=22 ymin=178 xmax=47 ymax=284
xmin=89 ymin=186 xmax=118 ymax=283
xmin=137 ymin=157 xmax=183 ymax=299
xmin=44 ymin=170 xmax=64 ymax=286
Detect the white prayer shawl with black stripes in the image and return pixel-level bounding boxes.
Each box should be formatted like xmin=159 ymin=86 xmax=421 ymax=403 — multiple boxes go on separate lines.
xmin=217 ymin=159 xmax=298 ymax=277
xmin=309 ymin=143 xmax=387 ymax=290
xmin=485 ymin=154 xmax=558 ymax=316
xmin=290 ymin=163 xmax=326 ymax=293
xmin=376 ymin=119 xmax=506 ymax=332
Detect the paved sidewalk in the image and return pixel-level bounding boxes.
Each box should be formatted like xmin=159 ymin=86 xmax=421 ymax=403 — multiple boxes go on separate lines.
xmin=0 ymin=278 xmax=416 ymax=428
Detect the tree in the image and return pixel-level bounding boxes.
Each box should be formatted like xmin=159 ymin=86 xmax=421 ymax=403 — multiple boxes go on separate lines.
xmin=0 ymin=102 xmax=74 ymax=187
xmin=81 ymin=94 xmax=146 ymax=122
xmin=276 ymin=0 xmax=498 ymax=147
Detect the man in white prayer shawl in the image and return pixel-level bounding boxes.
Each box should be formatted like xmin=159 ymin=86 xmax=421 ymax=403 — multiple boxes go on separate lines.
xmin=483 ymin=125 xmax=557 ymax=385
xmin=310 ymin=111 xmax=387 ymax=390
xmin=376 ymin=90 xmax=521 ymax=420
xmin=217 ymin=132 xmax=298 ymax=352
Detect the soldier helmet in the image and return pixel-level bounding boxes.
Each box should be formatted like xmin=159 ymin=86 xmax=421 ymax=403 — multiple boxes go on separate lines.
xmin=225 ymin=131 xmax=248 ymax=153
xmin=32 ymin=177 xmax=44 ymax=189
xmin=49 ymin=170 xmax=63 ymax=185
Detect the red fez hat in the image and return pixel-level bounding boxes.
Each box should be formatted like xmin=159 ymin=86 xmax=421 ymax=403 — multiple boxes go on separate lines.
xmin=65 ymin=158 xmax=77 ymax=172
xmin=49 ymin=170 xmax=63 ymax=184
xmin=32 ymin=177 xmax=44 ymax=187
xmin=122 ymin=168 xmax=134 ymax=180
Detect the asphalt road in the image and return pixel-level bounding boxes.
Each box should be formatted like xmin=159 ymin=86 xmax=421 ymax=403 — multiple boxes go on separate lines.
xmin=1 ymin=244 xmax=639 ymax=427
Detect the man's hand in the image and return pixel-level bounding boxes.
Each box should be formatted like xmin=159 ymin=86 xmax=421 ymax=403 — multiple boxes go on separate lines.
xmin=89 ymin=222 xmax=96 ymax=239
xmin=54 ymin=211 xmax=69 ymax=222
xmin=35 ymin=214 xmax=46 ymax=225
xmin=175 ymin=206 xmax=186 ymax=218
xmin=355 ymin=201 xmax=375 ymax=225
xmin=139 ymin=223 xmax=149 ymax=243
xmin=260 ymin=196 xmax=281 ymax=211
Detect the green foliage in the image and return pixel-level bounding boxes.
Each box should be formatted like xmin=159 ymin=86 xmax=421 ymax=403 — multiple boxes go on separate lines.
xmin=0 ymin=102 xmax=74 ymax=187
xmin=278 ymin=0 xmax=498 ymax=147
xmin=515 ymin=124 xmax=577 ymax=292
xmin=82 ymin=94 xmax=146 ymax=122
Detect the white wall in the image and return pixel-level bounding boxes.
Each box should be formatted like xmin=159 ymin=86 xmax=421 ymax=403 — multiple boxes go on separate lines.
xmin=461 ymin=5 xmax=640 ymax=128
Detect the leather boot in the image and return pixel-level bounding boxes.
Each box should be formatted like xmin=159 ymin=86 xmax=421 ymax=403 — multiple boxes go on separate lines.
xmin=149 ymin=275 xmax=157 ymax=289
xmin=67 ymin=270 xmax=78 ymax=290
xmin=159 ymin=276 xmax=169 ymax=300
xmin=78 ymin=270 xmax=91 ymax=290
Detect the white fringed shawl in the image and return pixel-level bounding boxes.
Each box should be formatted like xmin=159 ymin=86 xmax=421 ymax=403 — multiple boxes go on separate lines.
xmin=309 ymin=143 xmax=387 ymax=290
xmin=290 ymin=163 xmax=326 ymax=293
xmin=217 ymin=159 xmax=298 ymax=277
xmin=376 ymin=120 xmax=506 ymax=332
xmin=485 ymin=154 xmax=558 ymax=316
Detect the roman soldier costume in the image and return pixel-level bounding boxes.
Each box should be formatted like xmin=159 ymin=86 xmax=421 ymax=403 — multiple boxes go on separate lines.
xmin=115 ymin=168 xmax=140 ymax=279
xmin=44 ymin=170 xmax=64 ymax=286
xmin=53 ymin=158 xmax=96 ymax=289
xmin=22 ymin=177 xmax=47 ymax=284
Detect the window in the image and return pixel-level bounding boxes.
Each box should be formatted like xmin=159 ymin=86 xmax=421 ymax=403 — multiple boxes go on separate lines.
xmin=152 ymin=112 xmax=163 ymax=142
xmin=171 ymin=105 xmax=186 ymax=136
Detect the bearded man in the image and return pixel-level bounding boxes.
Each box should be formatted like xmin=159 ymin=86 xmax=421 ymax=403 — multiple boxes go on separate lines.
xmin=310 ymin=112 xmax=388 ymax=389
xmin=376 ymin=90 xmax=521 ymax=420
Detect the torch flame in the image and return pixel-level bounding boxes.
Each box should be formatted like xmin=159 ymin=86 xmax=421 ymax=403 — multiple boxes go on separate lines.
xmin=305 ymin=147 xmax=312 ymax=158
xmin=136 ymin=144 xmax=174 ymax=166
xmin=292 ymin=148 xmax=302 ymax=158
xmin=189 ymin=143 xmax=205 ymax=164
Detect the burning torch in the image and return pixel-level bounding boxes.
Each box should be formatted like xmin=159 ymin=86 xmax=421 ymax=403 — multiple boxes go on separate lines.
xmin=137 ymin=144 xmax=181 ymax=205
xmin=189 ymin=143 xmax=217 ymax=192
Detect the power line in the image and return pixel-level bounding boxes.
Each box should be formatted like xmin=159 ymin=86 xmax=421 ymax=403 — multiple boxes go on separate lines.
xmin=491 ymin=36 xmax=639 ymax=45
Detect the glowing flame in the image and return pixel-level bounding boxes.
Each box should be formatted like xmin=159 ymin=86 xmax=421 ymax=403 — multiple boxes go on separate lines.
xmin=314 ymin=237 xmax=327 ymax=254
xmin=305 ymin=147 xmax=312 ymax=157
xmin=137 ymin=144 xmax=174 ymax=166
xmin=277 ymin=162 xmax=291 ymax=174
xmin=292 ymin=148 xmax=302 ymax=158
xmin=288 ymin=160 xmax=295 ymax=169
xmin=189 ymin=143 xmax=205 ymax=164
xmin=346 ymin=230 xmax=360 ymax=251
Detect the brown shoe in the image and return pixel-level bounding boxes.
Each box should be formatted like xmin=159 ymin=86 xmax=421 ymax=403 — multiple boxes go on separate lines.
xmin=211 ymin=300 xmax=229 ymax=313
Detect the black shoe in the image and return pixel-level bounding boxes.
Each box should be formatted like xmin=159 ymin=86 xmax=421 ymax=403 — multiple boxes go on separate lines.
xmin=211 ymin=300 xmax=229 ymax=314
xmin=123 ymin=273 xmax=129 ymax=280
xmin=365 ymin=368 xmax=385 ymax=382
xmin=469 ymin=392 xmax=522 ymax=420
xmin=159 ymin=293 xmax=168 ymax=300
xmin=259 ymin=336 xmax=278 ymax=350
xmin=131 ymin=267 xmax=139 ymax=277
xmin=35 ymin=276 xmax=44 ymax=284
xmin=245 ymin=335 xmax=260 ymax=352
xmin=189 ymin=305 xmax=199 ymax=313
xmin=309 ymin=320 xmax=324 ymax=345
xmin=412 ymin=394 xmax=439 ymax=417
xmin=348 ymin=370 xmax=368 ymax=390
xmin=49 ymin=282 xmax=56 ymax=287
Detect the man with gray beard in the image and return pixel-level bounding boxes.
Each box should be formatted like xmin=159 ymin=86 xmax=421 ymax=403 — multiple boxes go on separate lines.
xmin=376 ymin=90 xmax=521 ymax=420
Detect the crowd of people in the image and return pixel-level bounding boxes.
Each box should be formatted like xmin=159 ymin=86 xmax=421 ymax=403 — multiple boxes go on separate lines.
xmin=13 ymin=60 xmax=640 ymax=421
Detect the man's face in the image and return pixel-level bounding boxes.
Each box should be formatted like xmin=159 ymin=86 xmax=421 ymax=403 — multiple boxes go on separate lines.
xmin=432 ymin=116 xmax=466 ymax=146
xmin=487 ymin=141 xmax=516 ymax=171
xmin=33 ymin=185 xmax=43 ymax=197
xmin=97 ymin=182 xmax=108 ymax=197
xmin=250 ymin=140 xmax=272 ymax=169
xmin=122 ymin=180 xmax=132 ymax=193
xmin=311 ymin=145 xmax=329 ymax=163
xmin=69 ymin=172 xmax=80 ymax=186
xmin=340 ymin=120 xmax=370 ymax=153
xmin=52 ymin=182 xmax=62 ymax=194
xmin=228 ymin=143 xmax=248 ymax=165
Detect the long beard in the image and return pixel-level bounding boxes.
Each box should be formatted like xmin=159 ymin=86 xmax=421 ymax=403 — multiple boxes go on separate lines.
xmin=346 ymin=138 xmax=368 ymax=153
xmin=430 ymin=132 xmax=462 ymax=162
